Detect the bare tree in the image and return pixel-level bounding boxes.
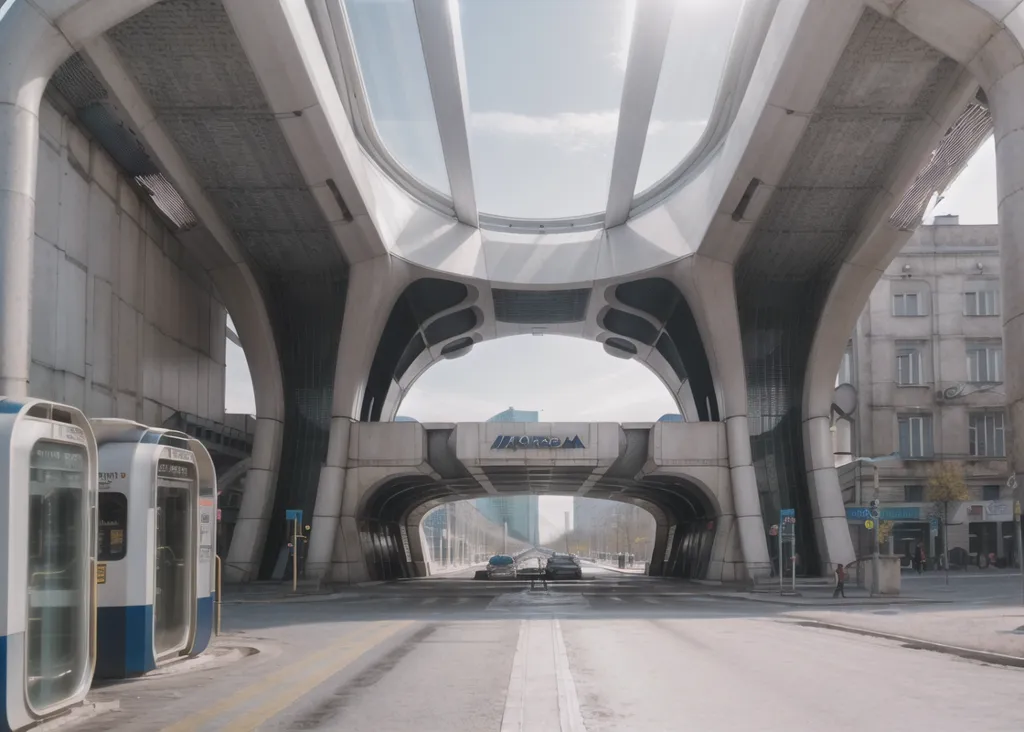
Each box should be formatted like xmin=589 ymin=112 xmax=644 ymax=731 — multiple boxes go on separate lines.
xmin=927 ymin=461 xmax=969 ymax=584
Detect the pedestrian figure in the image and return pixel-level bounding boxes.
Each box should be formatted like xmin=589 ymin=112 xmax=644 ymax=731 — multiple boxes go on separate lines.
xmin=832 ymin=562 xmax=847 ymax=599
xmin=915 ymin=543 xmax=926 ymax=574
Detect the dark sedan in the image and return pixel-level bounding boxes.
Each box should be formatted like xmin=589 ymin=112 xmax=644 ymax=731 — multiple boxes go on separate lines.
xmin=546 ymin=554 xmax=583 ymax=580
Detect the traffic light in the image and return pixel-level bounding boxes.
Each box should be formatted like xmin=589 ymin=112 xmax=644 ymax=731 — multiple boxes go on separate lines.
xmin=869 ymin=499 xmax=880 ymax=520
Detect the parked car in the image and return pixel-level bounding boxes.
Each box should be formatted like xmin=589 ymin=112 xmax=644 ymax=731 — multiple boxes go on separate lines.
xmin=546 ymin=554 xmax=583 ymax=580
xmin=486 ymin=554 xmax=517 ymax=579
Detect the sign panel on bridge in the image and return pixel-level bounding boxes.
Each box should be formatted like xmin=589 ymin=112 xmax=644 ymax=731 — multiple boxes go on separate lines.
xmin=490 ymin=435 xmax=586 ymax=450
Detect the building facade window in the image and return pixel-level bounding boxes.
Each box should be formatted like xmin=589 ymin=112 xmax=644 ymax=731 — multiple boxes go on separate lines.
xmin=969 ymin=412 xmax=1006 ymax=457
xmin=964 ymin=289 xmax=999 ymax=316
xmin=904 ymin=485 xmax=925 ymax=502
xmin=893 ymin=292 xmax=922 ymax=316
xmin=983 ymin=485 xmax=1001 ymax=501
xmin=898 ymin=414 xmax=933 ymax=458
xmin=895 ymin=343 xmax=923 ymax=385
xmin=966 ymin=342 xmax=1003 ymax=383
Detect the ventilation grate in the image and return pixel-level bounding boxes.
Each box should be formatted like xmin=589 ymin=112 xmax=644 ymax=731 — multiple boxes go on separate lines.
xmin=48 ymin=53 xmax=199 ymax=232
xmin=492 ymin=288 xmax=590 ymax=324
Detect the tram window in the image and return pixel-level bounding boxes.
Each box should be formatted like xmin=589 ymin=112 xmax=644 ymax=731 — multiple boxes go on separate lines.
xmin=26 ymin=441 xmax=89 ymax=711
xmin=154 ymin=460 xmax=195 ymax=657
xmin=98 ymin=493 xmax=128 ymax=561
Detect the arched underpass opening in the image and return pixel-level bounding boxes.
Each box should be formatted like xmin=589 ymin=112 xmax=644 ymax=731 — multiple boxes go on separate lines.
xmin=357 ymin=472 xmax=719 ymax=583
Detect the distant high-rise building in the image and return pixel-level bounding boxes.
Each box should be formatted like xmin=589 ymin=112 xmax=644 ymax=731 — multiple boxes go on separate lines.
xmin=657 ymin=413 xmax=685 ymax=422
xmin=487 ymin=407 xmax=540 ymax=423
xmin=477 ymin=407 xmax=541 ymax=544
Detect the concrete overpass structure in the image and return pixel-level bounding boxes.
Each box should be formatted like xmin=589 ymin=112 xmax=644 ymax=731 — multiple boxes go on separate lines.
xmin=5 ymin=0 xmax=1024 ymax=584
xmin=345 ymin=421 xmax=732 ymax=583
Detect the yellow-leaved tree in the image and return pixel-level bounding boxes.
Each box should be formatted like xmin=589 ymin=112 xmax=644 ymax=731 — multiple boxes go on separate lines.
xmin=927 ymin=461 xmax=968 ymax=584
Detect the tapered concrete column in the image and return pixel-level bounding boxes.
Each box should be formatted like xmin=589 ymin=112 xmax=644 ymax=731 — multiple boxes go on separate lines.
xmin=306 ymin=255 xmax=408 ymax=579
xmin=989 ymin=64 xmax=1024 ymax=495
xmin=0 ymin=4 xmax=72 ymax=397
xmin=683 ymin=256 xmax=772 ymax=580
xmin=224 ymin=416 xmax=284 ymax=582
xmin=0 ymin=1 xmax=163 ymax=397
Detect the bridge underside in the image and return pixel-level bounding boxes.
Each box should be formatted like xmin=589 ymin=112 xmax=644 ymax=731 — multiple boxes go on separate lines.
xmin=360 ymin=471 xmax=716 ymax=583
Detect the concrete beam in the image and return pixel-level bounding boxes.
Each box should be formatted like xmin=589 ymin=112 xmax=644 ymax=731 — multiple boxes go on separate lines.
xmin=222 ymin=0 xmax=388 ymax=265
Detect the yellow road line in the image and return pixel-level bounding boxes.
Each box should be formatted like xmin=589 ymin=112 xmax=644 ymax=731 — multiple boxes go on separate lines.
xmin=220 ymin=620 xmax=413 ymax=731
xmin=160 ymin=621 xmax=412 ymax=732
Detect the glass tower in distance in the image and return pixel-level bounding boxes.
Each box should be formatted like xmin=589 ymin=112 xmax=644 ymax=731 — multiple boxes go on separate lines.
xmin=476 ymin=408 xmax=541 ymax=545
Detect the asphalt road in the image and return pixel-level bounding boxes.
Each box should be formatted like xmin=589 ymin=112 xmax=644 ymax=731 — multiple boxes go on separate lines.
xmin=73 ymin=572 xmax=1024 ymax=731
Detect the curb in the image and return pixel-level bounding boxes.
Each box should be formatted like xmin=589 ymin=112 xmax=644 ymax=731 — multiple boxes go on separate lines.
xmin=790 ymin=618 xmax=1024 ymax=668
xmin=703 ymin=593 xmax=947 ymax=607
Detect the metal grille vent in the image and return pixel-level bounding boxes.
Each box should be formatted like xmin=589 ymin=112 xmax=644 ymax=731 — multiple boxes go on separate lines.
xmin=50 ymin=54 xmax=109 ymax=107
xmin=135 ymin=174 xmax=198 ymax=230
xmin=48 ymin=53 xmax=199 ymax=231
xmin=890 ymin=103 xmax=992 ymax=230
xmin=492 ymin=288 xmax=590 ymax=324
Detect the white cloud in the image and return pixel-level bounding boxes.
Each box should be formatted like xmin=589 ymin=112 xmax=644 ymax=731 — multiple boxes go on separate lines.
xmin=471 ymin=110 xmax=622 ymax=150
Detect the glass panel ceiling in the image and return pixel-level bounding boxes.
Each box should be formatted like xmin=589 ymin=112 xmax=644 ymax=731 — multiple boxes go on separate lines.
xmin=634 ymin=0 xmax=745 ymax=196
xmin=344 ymin=0 xmax=450 ymax=195
xmin=459 ymin=0 xmax=628 ymax=220
xmin=342 ymin=0 xmax=745 ymax=223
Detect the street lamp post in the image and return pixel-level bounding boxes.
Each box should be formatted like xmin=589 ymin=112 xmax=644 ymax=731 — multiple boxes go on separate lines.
xmin=847 ymin=452 xmax=900 ymax=597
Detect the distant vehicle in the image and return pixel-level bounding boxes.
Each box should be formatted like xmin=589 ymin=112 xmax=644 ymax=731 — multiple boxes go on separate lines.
xmin=546 ymin=554 xmax=583 ymax=580
xmin=486 ymin=554 xmax=517 ymax=579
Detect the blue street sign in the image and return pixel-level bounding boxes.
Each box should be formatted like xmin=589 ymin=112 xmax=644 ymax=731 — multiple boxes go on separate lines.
xmin=286 ymin=509 xmax=303 ymax=523
xmin=780 ymin=509 xmax=796 ymax=539
xmin=846 ymin=506 xmax=921 ymax=522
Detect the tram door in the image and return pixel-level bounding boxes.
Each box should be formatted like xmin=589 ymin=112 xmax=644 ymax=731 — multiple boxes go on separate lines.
xmin=153 ymin=460 xmax=194 ymax=658
xmin=26 ymin=441 xmax=90 ymax=711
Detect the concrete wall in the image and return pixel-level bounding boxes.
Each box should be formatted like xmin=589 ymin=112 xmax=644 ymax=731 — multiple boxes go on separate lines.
xmin=30 ymin=97 xmax=226 ymax=423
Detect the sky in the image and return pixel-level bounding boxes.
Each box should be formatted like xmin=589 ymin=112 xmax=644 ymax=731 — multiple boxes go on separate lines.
xmin=223 ymin=1 xmax=1001 ymax=541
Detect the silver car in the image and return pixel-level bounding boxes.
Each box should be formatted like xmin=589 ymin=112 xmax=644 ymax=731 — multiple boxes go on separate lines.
xmin=486 ymin=554 xmax=517 ymax=579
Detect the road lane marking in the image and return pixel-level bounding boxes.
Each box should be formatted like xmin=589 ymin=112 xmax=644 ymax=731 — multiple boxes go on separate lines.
xmin=159 ymin=620 xmax=412 ymax=732
xmin=422 ymin=597 xmax=439 ymax=605
xmin=455 ymin=597 xmax=470 ymax=605
xmin=501 ymin=620 xmax=529 ymax=732
xmin=220 ymin=620 xmax=414 ymax=731
xmin=643 ymin=597 xmax=661 ymax=604
xmin=553 ymin=620 xmax=586 ymax=732
xmin=500 ymin=619 xmax=588 ymax=732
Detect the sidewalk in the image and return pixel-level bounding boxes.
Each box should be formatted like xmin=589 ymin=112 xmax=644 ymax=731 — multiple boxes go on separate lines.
xmin=790 ymin=607 xmax=1024 ymax=660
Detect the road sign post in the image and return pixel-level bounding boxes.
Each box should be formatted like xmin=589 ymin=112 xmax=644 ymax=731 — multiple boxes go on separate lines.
xmin=780 ymin=509 xmax=796 ymax=595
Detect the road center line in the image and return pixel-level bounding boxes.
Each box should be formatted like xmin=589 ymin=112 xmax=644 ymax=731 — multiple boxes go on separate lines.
xmin=553 ymin=619 xmax=587 ymax=732
xmin=500 ymin=619 xmax=587 ymax=732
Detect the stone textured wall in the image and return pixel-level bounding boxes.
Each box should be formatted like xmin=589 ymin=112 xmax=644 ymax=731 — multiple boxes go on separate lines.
xmin=30 ymin=96 xmax=226 ymax=424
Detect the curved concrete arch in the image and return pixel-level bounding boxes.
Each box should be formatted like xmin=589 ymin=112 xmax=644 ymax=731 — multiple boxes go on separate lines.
xmin=0 ymin=1 xmax=288 ymax=585
xmin=382 ymin=330 xmax=695 ymax=425
xmin=0 ymin=0 xmax=166 ymax=396
xmin=798 ymin=41 xmax=988 ymax=570
xmin=363 ymin=476 xmax=710 ymax=580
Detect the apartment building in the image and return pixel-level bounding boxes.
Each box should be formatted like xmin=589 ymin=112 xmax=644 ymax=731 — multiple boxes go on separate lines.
xmin=839 ymin=216 xmax=1016 ymax=565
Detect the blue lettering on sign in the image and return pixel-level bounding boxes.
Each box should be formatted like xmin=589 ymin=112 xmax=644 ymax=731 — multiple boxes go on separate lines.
xmin=490 ymin=435 xmax=586 ymax=450
xmin=846 ymin=506 xmax=921 ymax=521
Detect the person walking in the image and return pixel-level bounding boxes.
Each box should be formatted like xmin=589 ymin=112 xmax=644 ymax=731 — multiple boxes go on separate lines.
xmin=915 ymin=543 xmax=926 ymax=574
xmin=832 ymin=562 xmax=847 ymax=599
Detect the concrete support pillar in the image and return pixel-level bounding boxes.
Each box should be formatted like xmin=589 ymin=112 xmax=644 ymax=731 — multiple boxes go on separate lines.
xmin=990 ymin=65 xmax=1024 ymax=498
xmin=224 ymin=416 xmax=284 ymax=581
xmin=0 ymin=4 xmax=73 ymax=397
xmin=683 ymin=256 xmax=772 ymax=580
xmin=305 ymin=255 xmax=407 ymax=580
xmin=803 ymin=414 xmax=855 ymax=569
